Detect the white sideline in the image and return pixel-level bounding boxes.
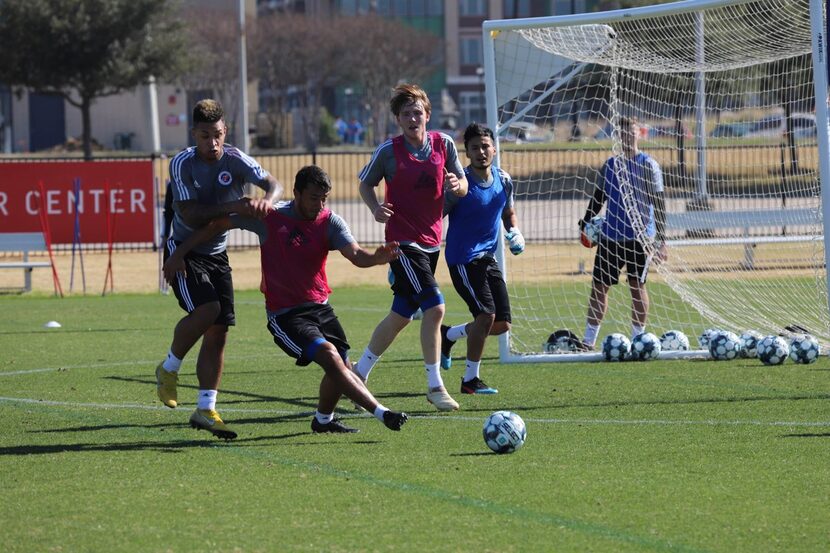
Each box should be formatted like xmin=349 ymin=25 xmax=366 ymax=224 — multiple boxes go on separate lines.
xmin=0 ymin=396 xmax=827 ymax=428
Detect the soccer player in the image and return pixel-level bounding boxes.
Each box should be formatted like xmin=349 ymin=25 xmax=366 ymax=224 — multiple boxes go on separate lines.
xmin=439 ymin=123 xmax=524 ymax=394
xmin=578 ymin=116 xmax=667 ymax=350
xmin=163 ymin=165 xmax=408 ymax=434
xmin=353 ymin=83 xmax=468 ymax=411
xmin=156 ymin=99 xmax=283 ymax=440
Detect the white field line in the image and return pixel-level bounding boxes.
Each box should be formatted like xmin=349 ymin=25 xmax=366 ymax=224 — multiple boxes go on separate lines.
xmin=0 ymin=396 xmax=827 ymax=428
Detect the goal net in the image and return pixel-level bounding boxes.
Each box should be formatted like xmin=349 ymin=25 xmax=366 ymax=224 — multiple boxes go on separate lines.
xmin=483 ymin=0 xmax=830 ymax=361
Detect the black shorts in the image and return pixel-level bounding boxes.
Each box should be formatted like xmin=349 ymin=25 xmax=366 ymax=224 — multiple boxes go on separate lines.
xmin=389 ymin=245 xmax=440 ymax=310
xmin=165 ymin=241 xmax=235 ymax=326
xmin=592 ymin=238 xmax=650 ymax=286
xmin=449 ymin=256 xmax=511 ymax=322
xmin=266 ymin=303 xmax=349 ymax=367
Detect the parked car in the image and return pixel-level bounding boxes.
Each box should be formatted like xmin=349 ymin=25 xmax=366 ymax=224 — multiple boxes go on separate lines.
xmin=744 ymin=113 xmax=816 ymax=139
xmin=648 ymin=122 xmax=692 ymax=139
xmin=710 ymin=121 xmax=753 ymax=138
xmin=501 ymin=122 xmax=554 ymax=143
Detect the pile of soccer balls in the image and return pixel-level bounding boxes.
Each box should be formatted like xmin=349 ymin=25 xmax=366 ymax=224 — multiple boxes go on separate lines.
xmin=596 ymin=328 xmax=821 ymax=365
xmin=698 ymin=328 xmax=821 ymax=365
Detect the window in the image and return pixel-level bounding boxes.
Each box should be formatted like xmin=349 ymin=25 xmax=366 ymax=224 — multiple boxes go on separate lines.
xmin=459 ymin=91 xmax=487 ymax=126
xmin=460 ymin=37 xmax=483 ymax=66
xmin=503 ymin=0 xmax=531 ymax=18
xmin=460 ymin=0 xmax=485 ymax=16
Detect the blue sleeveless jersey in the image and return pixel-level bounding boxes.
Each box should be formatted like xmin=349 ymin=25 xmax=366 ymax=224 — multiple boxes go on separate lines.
xmin=444 ymin=166 xmax=513 ymax=266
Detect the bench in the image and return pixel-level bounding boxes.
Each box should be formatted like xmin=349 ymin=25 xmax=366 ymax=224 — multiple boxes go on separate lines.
xmin=665 ymin=207 xmax=819 ymax=269
xmin=0 ymin=232 xmax=53 ymax=292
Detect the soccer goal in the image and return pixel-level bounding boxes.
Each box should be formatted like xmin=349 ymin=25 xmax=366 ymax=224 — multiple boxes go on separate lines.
xmin=482 ymin=0 xmax=830 ymax=362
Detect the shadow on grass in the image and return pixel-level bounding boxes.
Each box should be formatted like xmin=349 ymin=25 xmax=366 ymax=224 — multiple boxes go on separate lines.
xmin=780 ymin=432 xmax=830 ymax=438
xmin=105 ymin=375 xmax=424 ymax=408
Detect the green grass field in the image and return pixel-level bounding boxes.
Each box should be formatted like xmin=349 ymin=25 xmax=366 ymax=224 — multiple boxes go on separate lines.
xmin=1 ymin=288 xmax=828 ymax=552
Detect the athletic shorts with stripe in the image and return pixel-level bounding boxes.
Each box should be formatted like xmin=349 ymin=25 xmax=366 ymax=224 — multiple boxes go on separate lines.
xmin=592 ymin=238 xmax=649 ymax=286
xmin=388 ymin=245 xmax=441 ymax=312
xmin=449 ymin=256 xmax=511 ymax=323
xmin=266 ymin=303 xmax=350 ymax=367
xmin=164 ymin=240 xmax=235 ymax=326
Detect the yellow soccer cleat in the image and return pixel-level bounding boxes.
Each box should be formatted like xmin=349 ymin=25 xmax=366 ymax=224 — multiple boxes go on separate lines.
xmin=189 ymin=409 xmax=238 ymax=440
xmin=155 ymin=362 xmax=178 ymax=409
xmin=426 ymin=387 xmax=460 ymax=412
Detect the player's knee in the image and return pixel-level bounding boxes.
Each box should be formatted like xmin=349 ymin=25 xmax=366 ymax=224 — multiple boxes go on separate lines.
xmin=491 ymin=320 xmax=510 ymax=335
xmin=417 ymin=287 xmax=444 ymax=312
xmin=192 ymin=301 xmax=221 ymax=322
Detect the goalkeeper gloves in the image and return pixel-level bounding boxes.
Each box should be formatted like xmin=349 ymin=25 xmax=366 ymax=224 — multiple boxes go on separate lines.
xmin=578 ymin=218 xmax=594 ymax=249
xmin=505 ymin=227 xmax=525 ymax=255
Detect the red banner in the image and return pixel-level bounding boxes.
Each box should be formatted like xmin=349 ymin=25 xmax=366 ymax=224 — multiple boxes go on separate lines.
xmin=0 ymin=160 xmax=155 ymax=244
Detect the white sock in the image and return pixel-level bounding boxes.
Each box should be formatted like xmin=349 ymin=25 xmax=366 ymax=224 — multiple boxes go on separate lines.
xmin=315 ymin=411 xmax=333 ymax=424
xmin=425 ymin=362 xmax=444 ymax=389
xmin=197 ymin=389 xmax=217 ymax=410
xmin=373 ymin=405 xmax=389 ymax=421
xmin=463 ymin=360 xmax=481 ymax=382
xmin=584 ymin=323 xmax=601 ymax=347
xmin=447 ymin=324 xmax=467 ymax=342
xmin=632 ymin=324 xmax=645 ymax=338
xmin=356 ymin=348 xmax=380 ymax=381
xmin=162 ymin=350 xmax=182 ymax=373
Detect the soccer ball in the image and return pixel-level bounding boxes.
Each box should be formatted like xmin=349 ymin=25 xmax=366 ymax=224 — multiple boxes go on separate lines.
xmin=757 ymin=335 xmax=790 ymax=366
xmin=738 ymin=330 xmax=764 ymax=358
xmin=483 ymin=411 xmax=526 ymax=454
xmin=630 ymin=332 xmax=661 ymax=361
xmin=583 ymin=215 xmax=604 ymax=245
xmin=601 ymin=333 xmax=631 ymax=362
xmin=789 ymin=335 xmax=821 ymax=364
xmin=660 ymin=330 xmax=690 ymax=352
xmin=708 ymin=330 xmax=742 ymax=360
xmin=698 ymin=328 xmax=720 ymax=349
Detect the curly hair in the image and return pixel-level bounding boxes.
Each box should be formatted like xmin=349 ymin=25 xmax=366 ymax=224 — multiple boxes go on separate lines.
xmin=192 ymin=99 xmax=225 ymax=125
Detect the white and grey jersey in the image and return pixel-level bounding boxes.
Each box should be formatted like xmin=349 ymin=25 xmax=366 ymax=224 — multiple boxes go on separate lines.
xmin=169 ymin=145 xmax=272 ymax=255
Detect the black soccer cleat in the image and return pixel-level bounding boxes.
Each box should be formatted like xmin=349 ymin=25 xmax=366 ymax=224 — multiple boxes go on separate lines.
xmin=311 ymin=416 xmax=360 ymax=433
xmin=382 ymin=411 xmax=408 ymax=431
xmin=440 ymin=324 xmax=456 ymax=370
xmin=460 ymin=377 xmax=498 ymax=395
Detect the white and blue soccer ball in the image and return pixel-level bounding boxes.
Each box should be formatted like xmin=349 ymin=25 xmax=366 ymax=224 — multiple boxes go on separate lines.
xmin=738 ymin=330 xmax=764 ymax=358
xmin=483 ymin=411 xmax=526 ymax=454
xmin=630 ymin=332 xmax=661 ymax=361
xmin=601 ymin=333 xmax=631 ymax=362
xmin=708 ymin=330 xmax=742 ymax=360
xmin=583 ymin=215 xmax=604 ymax=245
xmin=788 ymin=335 xmax=821 ymax=364
xmin=757 ymin=335 xmax=790 ymax=366
xmin=660 ymin=330 xmax=690 ymax=352
xmin=698 ymin=328 xmax=720 ymax=349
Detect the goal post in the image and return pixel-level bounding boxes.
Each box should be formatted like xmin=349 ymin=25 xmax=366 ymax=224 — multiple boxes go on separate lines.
xmin=482 ymin=0 xmax=830 ymax=363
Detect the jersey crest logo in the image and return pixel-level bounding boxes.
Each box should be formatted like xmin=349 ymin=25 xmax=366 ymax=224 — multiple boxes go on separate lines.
xmin=287 ymin=227 xmax=309 ymax=248
xmin=414 ymin=170 xmax=437 ymax=191
xmin=193 ymin=178 xmax=201 ymax=189
xmin=218 ymin=171 xmax=233 ymax=186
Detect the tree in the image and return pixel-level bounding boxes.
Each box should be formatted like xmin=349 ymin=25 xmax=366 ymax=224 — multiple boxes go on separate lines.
xmin=0 ymin=0 xmax=188 ymax=159
xmin=340 ymin=15 xmax=442 ymax=145
xmin=253 ymin=13 xmax=441 ymax=150
xmin=253 ymin=13 xmax=348 ymax=151
xmin=178 ymin=8 xmax=244 ymax=146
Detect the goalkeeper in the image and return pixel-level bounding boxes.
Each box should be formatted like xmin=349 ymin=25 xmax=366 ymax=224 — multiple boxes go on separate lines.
xmin=578 ymin=116 xmax=667 ymax=350
xmin=439 ymin=123 xmax=523 ymax=394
